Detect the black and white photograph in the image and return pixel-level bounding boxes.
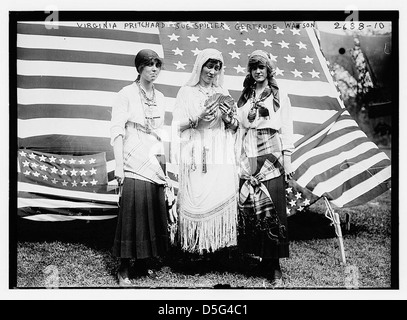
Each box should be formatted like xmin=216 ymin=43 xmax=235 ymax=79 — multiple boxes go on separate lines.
xmin=4 ymin=1 xmax=403 ymax=303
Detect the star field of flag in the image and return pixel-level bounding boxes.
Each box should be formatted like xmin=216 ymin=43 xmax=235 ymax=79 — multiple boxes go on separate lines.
xmin=159 ymin=21 xmax=327 ymax=83
xmin=286 ymin=179 xmax=320 ymax=216
xmin=18 ymin=149 xmax=108 ymax=193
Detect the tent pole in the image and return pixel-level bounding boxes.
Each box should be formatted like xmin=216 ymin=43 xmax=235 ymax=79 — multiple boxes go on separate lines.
xmin=323 ymin=197 xmax=346 ymax=265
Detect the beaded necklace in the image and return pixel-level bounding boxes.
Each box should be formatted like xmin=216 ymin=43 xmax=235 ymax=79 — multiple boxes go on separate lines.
xmin=136 ymin=79 xmax=162 ymax=131
xmin=197 ymin=83 xmax=215 ymax=98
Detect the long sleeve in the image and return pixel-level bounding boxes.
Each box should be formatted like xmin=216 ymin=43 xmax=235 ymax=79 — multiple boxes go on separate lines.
xmin=279 ymin=91 xmax=295 ymax=153
xmin=110 ymin=91 xmax=130 ymax=146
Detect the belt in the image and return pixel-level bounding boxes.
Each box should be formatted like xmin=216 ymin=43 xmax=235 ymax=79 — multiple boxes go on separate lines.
xmin=126 ymin=121 xmax=162 ymax=141
xmin=256 ymin=128 xmax=278 ymax=136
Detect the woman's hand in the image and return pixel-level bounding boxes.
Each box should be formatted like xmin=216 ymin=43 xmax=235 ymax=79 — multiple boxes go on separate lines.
xmin=256 ymin=101 xmax=266 ymax=109
xmin=199 ymin=100 xmax=218 ymax=120
xmin=247 ymin=105 xmax=257 ymax=123
xmin=219 ymin=103 xmax=232 ymax=123
xmin=114 ymin=164 xmax=124 ymax=185
xmin=283 ymin=154 xmax=295 ymax=182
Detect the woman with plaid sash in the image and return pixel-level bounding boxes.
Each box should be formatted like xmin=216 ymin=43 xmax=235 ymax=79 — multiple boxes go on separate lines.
xmin=110 ymin=49 xmax=173 ymax=286
xmin=236 ymin=50 xmax=295 ymax=284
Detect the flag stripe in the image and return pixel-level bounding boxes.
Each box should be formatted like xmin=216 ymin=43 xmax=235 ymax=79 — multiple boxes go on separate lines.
xmin=18 ymin=136 xmax=113 ymax=157
xmin=18 ymin=181 xmax=119 ymax=203
xmin=293 ymin=112 xmax=355 ymax=159
xmin=17 ymin=74 xmax=181 ymax=105
xmin=17 ymin=33 xmax=164 ymax=57
xmin=292 ymin=130 xmax=365 ymax=175
xmin=313 ymin=158 xmax=391 ymax=200
xmin=331 ymin=165 xmax=391 ymax=207
xmin=18 ymin=197 xmax=118 ymax=209
xmin=17 ymin=88 xmax=115 ymax=106
xmin=17 ymin=22 xmax=162 ymax=43
xmin=292 ymin=121 xmax=321 ymax=137
xmin=17 ymin=103 xmax=174 ymax=126
xmin=297 ymin=140 xmax=380 ymax=186
xmin=299 ymin=136 xmax=380 ymax=183
xmin=295 ymin=135 xmax=374 ymax=180
xmin=17 ymin=60 xmax=139 ymax=83
xmin=17 ymin=87 xmax=179 ymax=110
xmin=18 ymin=119 xmax=174 ymax=144
xmin=17 ymin=74 xmax=131 ymax=92
xmin=291 ymin=107 xmax=339 ymax=125
xmin=21 ymin=214 xmax=117 ymax=222
xmin=288 ymin=94 xmax=342 ymax=111
xmin=307 ymin=148 xmax=390 ymax=194
xmin=18 ymin=104 xmax=112 ymax=121
xmin=18 ymin=118 xmax=113 ymax=138
xmin=17 ymin=47 xmax=136 ymax=67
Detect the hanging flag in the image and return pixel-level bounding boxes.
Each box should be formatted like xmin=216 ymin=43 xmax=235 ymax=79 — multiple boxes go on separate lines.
xmin=17 ymin=149 xmax=119 ymax=218
xmin=291 ymin=110 xmax=391 ymax=208
xmin=15 ymin=20 xmax=391 ymax=220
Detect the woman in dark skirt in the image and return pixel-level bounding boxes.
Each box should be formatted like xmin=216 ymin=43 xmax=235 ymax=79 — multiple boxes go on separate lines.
xmin=236 ymin=50 xmax=295 ymax=284
xmin=110 ymin=49 xmax=173 ymax=286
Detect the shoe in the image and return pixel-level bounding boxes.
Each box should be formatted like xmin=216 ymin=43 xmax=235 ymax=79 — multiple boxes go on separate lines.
xmin=273 ymin=268 xmax=282 ymax=280
xmin=147 ymin=269 xmax=158 ymax=279
xmin=269 ymin=268 xmax=283 ymax=286
xmin=117 ymin=272 xmax=132 ymax=287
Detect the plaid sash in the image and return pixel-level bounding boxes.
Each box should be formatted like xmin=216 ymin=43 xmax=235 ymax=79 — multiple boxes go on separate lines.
xmin=239 ymin=127 xmax=285 ymax=217
xmin=239 ymin=156 xmax=283 ymax=218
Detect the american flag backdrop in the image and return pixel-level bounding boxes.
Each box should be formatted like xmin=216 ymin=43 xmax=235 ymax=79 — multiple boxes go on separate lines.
xmin=15 ymin=20 xmax=391 ymax=221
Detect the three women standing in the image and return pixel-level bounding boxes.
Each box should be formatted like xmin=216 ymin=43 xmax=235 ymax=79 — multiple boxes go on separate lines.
xmin=110 ymin=47 xmax=294 ymax=286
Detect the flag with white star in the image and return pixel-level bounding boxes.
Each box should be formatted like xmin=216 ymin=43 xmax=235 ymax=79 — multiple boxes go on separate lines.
xmin=17 ymin=149 xmax=119 ymax=216
xmin=286 ymin=179 xmax=320 ymax=217
xmin=18 ymin=149 xmax=108 ymax=192
xmin=159 ymin=21 xmax=327 ymax=85
xmin=15 ymin=18 xmax=391 ymax=220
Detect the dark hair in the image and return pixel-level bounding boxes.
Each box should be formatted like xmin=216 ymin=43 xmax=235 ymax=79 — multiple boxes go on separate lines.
xmin=237 ymin=56 xmax=279 ymax=109
xmin=134 ymin=49 xmax=163 ymax=75
xmin=246 ymin=58 xmax=274 ymax=88
xmin=136 ymin=58 xmax=162 ymax=74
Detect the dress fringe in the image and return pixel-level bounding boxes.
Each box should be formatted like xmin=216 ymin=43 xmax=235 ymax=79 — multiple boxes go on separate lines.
xmin=178 ymin=201 xmax=238 ymax=254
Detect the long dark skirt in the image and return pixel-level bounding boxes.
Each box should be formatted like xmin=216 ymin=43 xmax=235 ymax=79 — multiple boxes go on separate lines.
xmin=238 ymin=158 xmax=289 ymax=259
xmin=112 ymin=177 xmax=170 ymax=259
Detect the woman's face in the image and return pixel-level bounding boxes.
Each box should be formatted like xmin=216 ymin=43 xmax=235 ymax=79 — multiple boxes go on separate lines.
xmin=140 ymin=59 xmax=161 ymax=83
xmin=251 ymin=63 xmax=267 ymax=83
xmin=200 ymin=59 xmax=221 ymax=85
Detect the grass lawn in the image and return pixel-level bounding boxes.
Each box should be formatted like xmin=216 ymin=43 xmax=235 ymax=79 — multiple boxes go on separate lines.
xmin=14 ymin=189 xmax=394 ymax=289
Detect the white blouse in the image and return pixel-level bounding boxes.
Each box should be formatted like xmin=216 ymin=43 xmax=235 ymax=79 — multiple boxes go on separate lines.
xmin=110 ymin=82 xmax=166 ymax=146
xmin=237 ymin=89 xmax=295 ymax=153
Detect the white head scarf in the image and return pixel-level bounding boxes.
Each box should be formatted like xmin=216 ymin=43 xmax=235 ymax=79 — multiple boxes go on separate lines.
xmin=184 ymin=48 xmax=225 ymax=87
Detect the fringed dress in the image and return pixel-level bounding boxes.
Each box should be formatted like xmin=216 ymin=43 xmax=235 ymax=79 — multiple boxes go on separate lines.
xmin=173 ymin=85 xmax=239 ymax=254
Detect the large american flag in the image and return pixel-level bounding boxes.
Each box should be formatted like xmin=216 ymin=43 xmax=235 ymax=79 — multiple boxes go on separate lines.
xmin=15 ymin=20 xmax=391 ymax=221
